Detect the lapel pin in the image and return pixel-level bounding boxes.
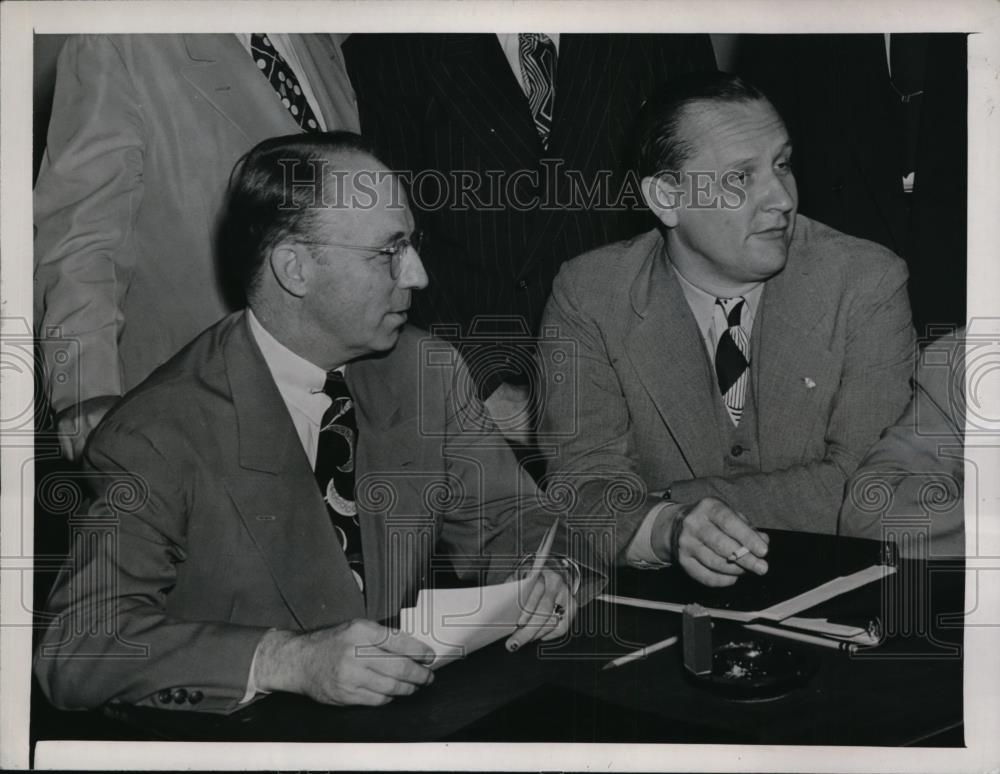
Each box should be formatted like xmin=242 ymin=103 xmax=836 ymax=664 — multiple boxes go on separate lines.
xmin=803 ymin=377 xmax=816 ymax=389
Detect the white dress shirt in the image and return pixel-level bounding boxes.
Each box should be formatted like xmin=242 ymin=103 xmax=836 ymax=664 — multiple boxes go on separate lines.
xmin=235 ymin=33 xmax=328 ymax=131
xmin=246 ymin=308 xmax=340 ymax=467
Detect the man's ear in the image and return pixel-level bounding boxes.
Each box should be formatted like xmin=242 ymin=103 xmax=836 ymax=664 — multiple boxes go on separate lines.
xmin=641 ymin=174 xmax=680 ymax=229
xmin=268 ymin=242 xmax=310 ymax=299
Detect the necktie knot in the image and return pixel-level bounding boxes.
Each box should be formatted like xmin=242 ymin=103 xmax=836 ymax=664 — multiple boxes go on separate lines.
xmin=716 ymin=297 xmax=746 ymax=328
xmin=321 ymin=371 xmax=352 ymax=428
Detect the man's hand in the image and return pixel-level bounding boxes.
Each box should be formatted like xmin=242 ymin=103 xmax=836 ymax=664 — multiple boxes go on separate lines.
xmin=483 ymin=381 xmax=532 ymax=445
xmin=505 ymin=567 xmax=577 ymax=651
xmin=55 ymin=395 xmax=119 ymax=461
xmin=652 ymin=497 xmax=769 ymax=587
xmin=253 ymin=620 xmax=435 ymax=707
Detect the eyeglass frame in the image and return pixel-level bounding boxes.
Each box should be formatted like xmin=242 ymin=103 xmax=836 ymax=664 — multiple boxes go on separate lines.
xmin=298 ymin=229 xmax=426 ymax=281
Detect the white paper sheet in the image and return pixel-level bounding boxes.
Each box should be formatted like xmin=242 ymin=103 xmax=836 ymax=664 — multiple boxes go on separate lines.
xmin=398 ymin=576 xmax=534 ymax=668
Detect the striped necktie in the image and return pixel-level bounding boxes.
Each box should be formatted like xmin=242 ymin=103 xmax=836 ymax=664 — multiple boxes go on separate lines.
xmin=518 ymin=33 xmax=557 ymax=149
xmin=315 ymin=371 xmax=365 ymax=593
xmin=715 ymin=297 xmax=750 ymax=426
xmin=250 ymin=34 xmax=321 ymax=132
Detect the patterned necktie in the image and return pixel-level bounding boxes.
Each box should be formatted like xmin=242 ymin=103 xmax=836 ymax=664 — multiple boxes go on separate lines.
xmin=518 ymin=33 xmax=557 ymax=149
xmin=250 ymin=33 xmax=321 ymax=132
xmin=315 ymin=371 xmax=365 ymax=592
xmin=715 ymin=297 xmax=750 ymax=426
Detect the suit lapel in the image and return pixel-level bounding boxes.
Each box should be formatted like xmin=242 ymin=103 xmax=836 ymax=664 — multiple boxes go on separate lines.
xmin=753 ymin=221 xmax=841 ymax=466
xmin=180 ymin=33 xmax=300 ymax=142
xmin=346 ymin=350 xmax=415 ymax=620
xmin=222 ymin=314 xmax=365 ymax=629
xmin=291 ymin=33 xmax=361 ymax=133
xmin=624 ymin=239 xmax=724 ymax=478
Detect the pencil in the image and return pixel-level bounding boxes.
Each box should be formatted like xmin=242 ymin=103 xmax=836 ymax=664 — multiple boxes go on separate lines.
xmin=602 ymin=635 xmax=680 ymax=670
xmin=526 ymin=518 xmax=559 ymax=582
xmin=745 ymin=622 xmax=859 ymax=653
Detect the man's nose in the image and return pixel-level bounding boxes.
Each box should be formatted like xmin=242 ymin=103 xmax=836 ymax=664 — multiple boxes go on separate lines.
xmin=397 ymin=247 xmax=429 ymax=290
xmin=761 ymin=171 xmax=796 ymax=213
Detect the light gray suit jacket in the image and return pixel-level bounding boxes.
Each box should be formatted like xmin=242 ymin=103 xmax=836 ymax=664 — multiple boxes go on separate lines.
xmin=540 ymin=216 xmax=915 ymax=555
xmin=34 ymin=34 xmax=359 ymax=414
xmin=839 ymin=329 xmax=965 ymax=557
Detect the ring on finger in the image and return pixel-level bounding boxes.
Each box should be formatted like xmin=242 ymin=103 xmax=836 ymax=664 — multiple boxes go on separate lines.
xmin=553 ymin=603 xmax=566 ymax=619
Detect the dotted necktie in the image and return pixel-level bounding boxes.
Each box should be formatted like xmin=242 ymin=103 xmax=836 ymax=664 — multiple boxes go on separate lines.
xmin=518 ymin=33 xmax=557 ymax=150
xmin=715 ymin=297 xmax=750 ymax=426
xmin=250 ymin=33 xmax=321 ymax=132
xmin=315 ymin=371 xmax=365 ymax=593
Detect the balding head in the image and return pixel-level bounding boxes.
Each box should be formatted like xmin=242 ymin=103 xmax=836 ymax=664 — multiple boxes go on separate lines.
xmin=220 ymin=131 xmax=392 ymax=302
xmin=220 ymin=131 xmax=427 ymax=369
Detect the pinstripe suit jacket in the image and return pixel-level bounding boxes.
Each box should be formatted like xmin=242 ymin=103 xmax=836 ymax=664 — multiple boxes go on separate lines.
xmin=343 ymin=34 xmax=714 ymax=390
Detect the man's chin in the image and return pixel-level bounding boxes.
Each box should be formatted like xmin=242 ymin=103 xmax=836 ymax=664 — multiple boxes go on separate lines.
xmin=372 ymin=324 xmax=404 ymax=352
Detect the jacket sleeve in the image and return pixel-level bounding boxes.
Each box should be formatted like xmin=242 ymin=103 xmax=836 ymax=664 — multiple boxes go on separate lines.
xmin=838 ymin=333 xmax=965 ymax=556
xmin=539 ymin=268 xmax=664 ymax=560
xmin=34 ymin=36 xmax=145 ymax=413
xmin=434 ymin=340 xmax=610 ymax=593
xmin=34 ymin=420 xmax=269 ymax=714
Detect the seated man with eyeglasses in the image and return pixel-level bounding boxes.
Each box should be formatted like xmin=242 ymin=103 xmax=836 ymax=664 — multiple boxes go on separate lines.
xmin=35 ymin=132 xmax=579 ymax=715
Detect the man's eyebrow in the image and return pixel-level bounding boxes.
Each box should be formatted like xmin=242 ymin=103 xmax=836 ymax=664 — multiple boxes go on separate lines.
xmin=722 ymin=141 xmax=794 ymax=172
xmin=378 ymin=230 xmax=407 ymax=245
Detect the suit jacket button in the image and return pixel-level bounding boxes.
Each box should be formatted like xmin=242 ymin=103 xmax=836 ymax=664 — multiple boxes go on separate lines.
xmin=730 ymin=444 xmax=744 ymax=457
xmin=188 ymin=690 xmax=204 ymax=705
xmin=172 ymin=688 xmax=188 ymax=704
xmin=157 ymin=690 xmax=172 ymax=704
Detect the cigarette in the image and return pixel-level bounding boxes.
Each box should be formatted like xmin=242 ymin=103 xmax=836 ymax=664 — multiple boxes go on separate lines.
xmin=728 ymin=546 xmax=750 ymax=562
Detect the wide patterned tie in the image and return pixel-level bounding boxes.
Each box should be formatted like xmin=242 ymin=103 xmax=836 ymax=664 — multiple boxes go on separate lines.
xmin=250 ymin=33 xmax=321 ymax=132
xmin=518 ymin=33 xmax=557 ymax=149
xmin=315 ymin=371 xmax=365 ymax=593
xmin=715 ymin=297 xmax=750 ymax=426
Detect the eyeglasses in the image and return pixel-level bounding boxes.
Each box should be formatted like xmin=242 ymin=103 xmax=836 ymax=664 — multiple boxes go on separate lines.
xmin=301 ymin=230 xmax=426 ymax=280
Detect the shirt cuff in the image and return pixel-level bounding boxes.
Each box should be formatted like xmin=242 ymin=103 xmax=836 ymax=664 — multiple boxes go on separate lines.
xmin=240 ymin=630 xmax=276 ymax=705
xmin=625 ymin=500 xmax=684 ymax=568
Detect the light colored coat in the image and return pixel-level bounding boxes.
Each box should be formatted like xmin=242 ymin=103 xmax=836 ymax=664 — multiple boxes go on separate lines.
xmin=34 ymin=34 xmax=359 ymax=413
xmin=839 ymin=329 xmax=965 ymax=557
xmin=540 ymin=216 xmax=915 ymax=555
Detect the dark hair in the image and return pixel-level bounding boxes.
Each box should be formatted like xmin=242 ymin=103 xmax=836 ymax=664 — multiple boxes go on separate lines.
xmin=635 ymin=71 xmax=772 ymax=179
xmin=218 ymin=131 xmax=380 ymax=299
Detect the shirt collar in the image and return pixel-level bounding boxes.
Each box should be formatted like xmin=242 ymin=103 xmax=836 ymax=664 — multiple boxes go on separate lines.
xmin=670 ymin=263 xmax=765 ymax=340
xmin=247 ymin=308 xmax=331 ymax=422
